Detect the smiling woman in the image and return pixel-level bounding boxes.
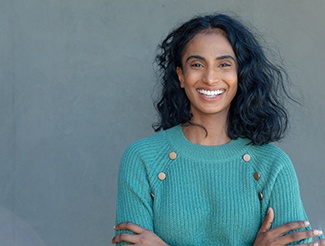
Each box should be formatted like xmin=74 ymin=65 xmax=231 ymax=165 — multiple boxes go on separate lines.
xmin=112 ymin=13 xmax=325 ymax=246
xmin=176 ymin=30 xmax=238 ymax=145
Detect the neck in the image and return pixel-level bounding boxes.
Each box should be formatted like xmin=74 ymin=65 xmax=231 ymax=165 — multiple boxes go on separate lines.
xmin=182 ymin=114 xmax=231 ymax=146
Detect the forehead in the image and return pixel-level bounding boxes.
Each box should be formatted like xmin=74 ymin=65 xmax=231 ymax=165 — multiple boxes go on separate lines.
xmin=182 ymin=29 xmax=235 ymax=58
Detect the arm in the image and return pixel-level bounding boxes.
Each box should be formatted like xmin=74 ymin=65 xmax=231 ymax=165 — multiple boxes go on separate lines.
xmin=254 ymin=154 xmax=324 ymax=245
xmin=254 ymin=207 xmax=324 ymax=245
xmin=115 ymin=144 xmax=153 ymax=231
xmin=113 ymin=208 xmax=324 ymax=246
xmin=267 ymin=155 xmax=311 ymax=244
xmin=114 ymin=144 xmax=168 ymax=245
xmin=112 ymin=222 xmax=169 ymax=246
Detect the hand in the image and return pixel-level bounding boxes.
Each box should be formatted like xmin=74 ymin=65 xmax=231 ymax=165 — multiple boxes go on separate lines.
xmin=112 ymin=222 xmax=169 ymax=245
xmin=254 ymin=207 xmax=325 ymax=245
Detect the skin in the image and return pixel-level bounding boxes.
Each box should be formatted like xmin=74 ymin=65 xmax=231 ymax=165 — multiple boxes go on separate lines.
xmin=112 ymin=222 xmax=168 ymax=246
xmin=253 ymin=208 xmax=325 ymax=246
xmin=112 ymin=209 xmax=325 ymax=245
xmin=113 ymin=30 xmax=325 ymax=245
xmin=176 ymin=29 xmax=237 ymax=146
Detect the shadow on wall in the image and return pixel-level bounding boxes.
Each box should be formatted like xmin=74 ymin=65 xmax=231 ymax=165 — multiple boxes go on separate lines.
xmin=0 ymin=207 xmax=45 ymax=246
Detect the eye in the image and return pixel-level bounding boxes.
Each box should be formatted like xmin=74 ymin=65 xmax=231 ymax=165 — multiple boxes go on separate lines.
xmin=190 ymin=63 xmax=204 ymax=68
xmin=219 ymin=63 xmax=231 ymax=68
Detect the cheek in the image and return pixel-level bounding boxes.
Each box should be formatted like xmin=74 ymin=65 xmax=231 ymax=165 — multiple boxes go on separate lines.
xmin=226 ymin=74 xmax=238 ymax=98
xmin=183 ymin=71 xmax=201 ymax=84
xmin=226 ymin=73 xmax=238 ymax=88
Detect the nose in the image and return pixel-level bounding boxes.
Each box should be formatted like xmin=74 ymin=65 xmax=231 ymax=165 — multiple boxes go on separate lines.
xmin=202 ymin=67 xmax=220 ymax=85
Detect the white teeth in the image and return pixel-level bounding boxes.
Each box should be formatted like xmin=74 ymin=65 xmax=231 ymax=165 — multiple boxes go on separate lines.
xmin=197 ymin=89 xmax=225 ymax=97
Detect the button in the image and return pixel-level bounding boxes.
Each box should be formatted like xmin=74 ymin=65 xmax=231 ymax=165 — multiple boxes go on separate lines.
xmin=169 ymin=152 xmax=177 ymax=160
xmin=254 ymin=172 xmax=260 ymax=180
xmin=158 ymin=172 xmax=166 ymax=181
xmin=258 ymin=192 xmax=263 ymax=200
xmin=242 ymin=154 xmax=251 ymax=162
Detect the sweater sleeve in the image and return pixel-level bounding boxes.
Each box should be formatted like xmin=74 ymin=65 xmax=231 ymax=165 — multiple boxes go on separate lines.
xmin=267 ymin=154 xmax=312 ymax=244
xmin=115 ymin=143 xmax=154 ymax=245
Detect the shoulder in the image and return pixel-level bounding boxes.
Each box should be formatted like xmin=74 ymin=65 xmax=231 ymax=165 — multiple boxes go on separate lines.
xmin=250 ymin=143 xmax=292 ymax=167
xmin=248 ymin=143 xmax=302 ymax=200
xmin=248 ymin=143 xmax=297 ymax=182
xmin=120 ymin=126 xmax=178 ymax=170
xmin=122 ymin=129 xmax=169 ymax=158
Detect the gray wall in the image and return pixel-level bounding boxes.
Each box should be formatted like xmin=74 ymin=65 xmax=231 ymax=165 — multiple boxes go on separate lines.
xmin=0 ymin=0 xmax=324 ymax=245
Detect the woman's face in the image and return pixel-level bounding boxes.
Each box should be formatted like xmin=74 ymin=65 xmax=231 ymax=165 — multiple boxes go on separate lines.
xmin=176 ymin=30 xmax=238 ymax=121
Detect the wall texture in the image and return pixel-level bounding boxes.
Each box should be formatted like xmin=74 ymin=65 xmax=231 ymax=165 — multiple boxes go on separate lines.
xmin=0 ymin=0 xmax=324 ymax=245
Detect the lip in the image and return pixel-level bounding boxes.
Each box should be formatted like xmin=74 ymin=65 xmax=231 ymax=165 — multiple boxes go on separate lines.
xmin=196 ymin=88 xmax=226 ymax=101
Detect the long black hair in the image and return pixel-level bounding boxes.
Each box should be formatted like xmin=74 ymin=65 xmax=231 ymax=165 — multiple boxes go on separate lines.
xmin=154 ymin=13 xmax=292 ymax=145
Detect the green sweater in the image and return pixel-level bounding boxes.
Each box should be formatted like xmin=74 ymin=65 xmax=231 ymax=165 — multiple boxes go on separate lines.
xmin=116 ymin=125 xmax=311 ymax=245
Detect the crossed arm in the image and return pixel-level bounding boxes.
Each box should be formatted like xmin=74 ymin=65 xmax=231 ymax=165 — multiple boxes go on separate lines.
xmin=112 ymin=208 xmax=324 ymax=245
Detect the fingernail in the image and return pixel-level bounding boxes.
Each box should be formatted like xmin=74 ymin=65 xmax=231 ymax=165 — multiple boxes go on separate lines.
xmin=304 ymin=221 xmax=310 ymax=226
xmin=314 ymin=230 xmax=323 ymax=236
xmin=113 ymin=225 xmax=116 ymax=230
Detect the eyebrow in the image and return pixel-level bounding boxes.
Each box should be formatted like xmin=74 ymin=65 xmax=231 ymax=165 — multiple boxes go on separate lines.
xmin=185 ymin=55 xmax=236 ymax=63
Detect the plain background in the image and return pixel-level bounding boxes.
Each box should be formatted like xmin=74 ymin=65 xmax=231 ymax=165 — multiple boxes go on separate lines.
xmin=0 ymin=0 xmax=324 ymax=245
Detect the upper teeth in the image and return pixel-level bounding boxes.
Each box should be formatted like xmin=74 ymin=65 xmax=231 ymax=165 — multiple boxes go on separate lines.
xmin=197 ymin=89 xmax=225 ymax=96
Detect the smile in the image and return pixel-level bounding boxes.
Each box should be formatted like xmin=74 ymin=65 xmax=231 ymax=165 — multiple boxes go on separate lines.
xmin=196 ymin=89 xmax=225 ymax=97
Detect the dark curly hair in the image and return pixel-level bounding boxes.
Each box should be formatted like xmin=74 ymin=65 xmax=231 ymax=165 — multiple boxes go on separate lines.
xmin=153 ymin=13 xmax=292 ymax=145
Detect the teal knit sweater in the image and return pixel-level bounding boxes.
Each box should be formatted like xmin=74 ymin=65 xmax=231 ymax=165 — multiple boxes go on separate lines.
xmin=115 ymin=125 xmax=311 ymax=245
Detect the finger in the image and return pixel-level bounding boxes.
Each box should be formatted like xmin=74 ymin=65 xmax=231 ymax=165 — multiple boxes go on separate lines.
xmin=315 ymin=238 xmax=325 ymax=246
xmin=114 ymin=222 xmax=147 ymax=234
xmin=271 ymin=220 xmax=310 ymax=236
xmin=258 ymin=207 xmax=274 ymax=233
xmin=300 ymin=238 xmax=325 ymax=246
xmin=278 ymin=229 xmax=323 ymax=245
xmin=111 ymin=233 xmax=138 ymax=244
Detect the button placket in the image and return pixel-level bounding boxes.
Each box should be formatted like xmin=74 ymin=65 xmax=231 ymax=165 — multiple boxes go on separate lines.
xmin=242 ymin=153 xmax=264 ymax=201
xmin=157 ymin=151 xmax=177 ymax=182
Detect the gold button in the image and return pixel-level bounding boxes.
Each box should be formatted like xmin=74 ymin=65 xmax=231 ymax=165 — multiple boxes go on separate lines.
xmin=254 ymin=172 xmax=260 ymax=180
xmin=169 ymin=152 xmax=177 ymax=160
xmin=158 ymin=172 xmax=166 ymax=181
xmin=258 ymin=192 xmax=264 ymax=200
xmin=242 ymin=154 xmax=251 ymax=162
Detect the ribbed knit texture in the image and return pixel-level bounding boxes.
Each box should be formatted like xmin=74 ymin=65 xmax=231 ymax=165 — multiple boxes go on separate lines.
xmin=115 ymin=125 xmax=311 ymax=245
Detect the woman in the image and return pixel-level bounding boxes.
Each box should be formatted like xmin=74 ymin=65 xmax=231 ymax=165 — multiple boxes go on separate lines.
xmin=112 ymin=13 xmax=324 ymax=245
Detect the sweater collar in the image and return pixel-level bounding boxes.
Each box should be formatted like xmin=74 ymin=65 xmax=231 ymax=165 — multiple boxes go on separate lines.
xmin=165 ymin=125 xmax=251 ymax=161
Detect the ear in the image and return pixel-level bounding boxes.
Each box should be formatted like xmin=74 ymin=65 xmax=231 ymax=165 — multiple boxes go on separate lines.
xmin=176 ymin=67 xmax=185 ymax=88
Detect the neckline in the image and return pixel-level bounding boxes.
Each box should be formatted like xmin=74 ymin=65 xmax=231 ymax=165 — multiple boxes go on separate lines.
xmin=165 ymin=125 xmax=250 ymax=161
